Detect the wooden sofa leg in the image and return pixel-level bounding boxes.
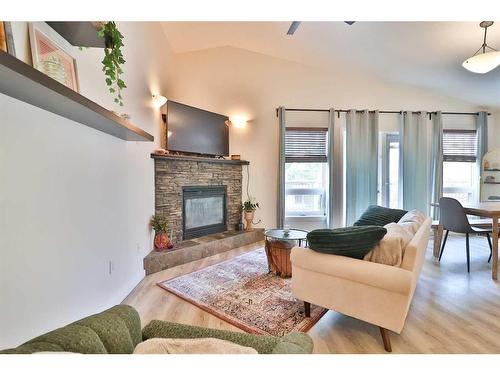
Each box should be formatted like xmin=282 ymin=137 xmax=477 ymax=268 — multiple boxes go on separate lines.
xmin=304 ymin=302 xmax=311 ymax=318
xmin=379 ymin=327 xmax=392 ymax=352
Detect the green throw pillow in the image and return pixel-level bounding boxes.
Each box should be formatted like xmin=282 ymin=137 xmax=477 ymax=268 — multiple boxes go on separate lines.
xmin=353 ymin=205 xmax=407 ymax=227
xmin=307 ymin=226 xmax=387 ymax=259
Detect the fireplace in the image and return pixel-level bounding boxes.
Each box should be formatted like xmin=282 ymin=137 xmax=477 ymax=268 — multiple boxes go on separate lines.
xmin=182 ymin=186 xmax=227 ymax=240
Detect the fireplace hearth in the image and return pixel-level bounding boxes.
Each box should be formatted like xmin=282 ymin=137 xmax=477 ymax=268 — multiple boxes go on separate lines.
xmin=183 ymin=186 xmax=227 ymax=239
xmin=148 ymin=154 xmax=257 ymax=273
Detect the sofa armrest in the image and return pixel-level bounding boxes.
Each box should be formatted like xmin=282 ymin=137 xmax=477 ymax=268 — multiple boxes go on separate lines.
xmin=142 ymin=320 xmax=313 ymax=354
xmin=291 ymin=247 xmax=413 ymax=294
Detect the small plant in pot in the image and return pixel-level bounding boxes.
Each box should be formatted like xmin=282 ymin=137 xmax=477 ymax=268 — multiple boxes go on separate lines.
xmin=242 ymin=197 xmax=259 ymax=231
xmin=150 ymin=214 xmax=172 ymax=251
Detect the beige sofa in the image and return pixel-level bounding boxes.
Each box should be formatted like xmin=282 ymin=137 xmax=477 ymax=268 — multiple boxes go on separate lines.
xmin=290 ymin=217 xmax=431 ymax=352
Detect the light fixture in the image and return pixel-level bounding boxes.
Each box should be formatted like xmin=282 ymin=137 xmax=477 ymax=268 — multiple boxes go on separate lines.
xmin=463 ymin=21 xmax=500 ymax=74
xmin=228 ymin=116 xmax=247 ymax=129
xmin=152 ymin=94 xmax=168 ymax=107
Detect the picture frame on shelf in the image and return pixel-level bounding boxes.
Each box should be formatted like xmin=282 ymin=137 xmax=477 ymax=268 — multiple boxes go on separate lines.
xmin=0 ymin=21 xmax=16 ymax=55
xmin=0 ymin=22 xmax=6 ymax=52
xmin=28 ymin=22 xmax=79 ymax=92
xmin=4 ymin=22 xmax=16 ymax=56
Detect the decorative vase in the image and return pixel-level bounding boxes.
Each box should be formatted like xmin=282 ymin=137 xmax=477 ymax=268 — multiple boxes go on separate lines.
xmin=154 ymin=232 xmax=170 ymax=250
xmin=236 ymin=221 xmax=244 ymax=231
xmin=244 ymin=210 xmax=255 ymax=231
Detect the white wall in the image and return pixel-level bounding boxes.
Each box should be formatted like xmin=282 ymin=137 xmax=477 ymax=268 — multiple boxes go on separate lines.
xmin=167 ymin=46 xmax=497 ymax=229
xmin=0 ymin=22 xmax=174 ymax=349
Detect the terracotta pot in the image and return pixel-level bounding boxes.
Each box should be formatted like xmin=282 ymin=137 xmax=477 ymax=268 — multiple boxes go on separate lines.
xmin=244 ymin=210 xmax=255 ymax=231
xmin=154 ymin=232 xmax=170 ymax=250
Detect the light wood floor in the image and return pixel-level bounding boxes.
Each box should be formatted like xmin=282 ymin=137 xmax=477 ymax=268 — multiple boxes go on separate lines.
xmin=123 ymin=233 xmax=500 ymax=353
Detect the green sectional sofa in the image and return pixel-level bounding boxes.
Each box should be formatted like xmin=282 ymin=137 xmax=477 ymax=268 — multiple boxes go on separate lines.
xmin=0 ymin=305 xmax=313 ymax=354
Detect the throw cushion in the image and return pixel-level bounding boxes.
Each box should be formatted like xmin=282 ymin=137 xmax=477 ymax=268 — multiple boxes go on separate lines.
xmin=133 ymin=338 xmax=257 ymax=354
xmin=398 ymin=209 xmax=426 ymax=235
xmin=33 ymin=352 xmax=80 ymax=354
xmin=363 ymin=223 xmax=413 ymax=266
xmin=307 ymin=226 xmax=387 ymax=259
xmin=141 ymin=319 xmax=313 ymax=354
xmin=353 ymin=205 xmax=408 ymax=227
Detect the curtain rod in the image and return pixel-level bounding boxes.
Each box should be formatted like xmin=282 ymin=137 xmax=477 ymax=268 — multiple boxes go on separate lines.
xmin=275 ymin=108 xmax=491 ymax=117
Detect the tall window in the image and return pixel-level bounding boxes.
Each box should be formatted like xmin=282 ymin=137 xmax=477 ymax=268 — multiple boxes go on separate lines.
xmin=381 ymin=133 xmax=400 ymax=208
xmin=284 ymin=128 xmax=328 ymax=217
xmin=442 ymin=129 xmax=477 ymax=204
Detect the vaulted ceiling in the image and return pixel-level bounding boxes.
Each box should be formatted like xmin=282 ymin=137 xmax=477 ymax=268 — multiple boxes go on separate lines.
xmin=161 ymin=22 xmax=500 ymax=108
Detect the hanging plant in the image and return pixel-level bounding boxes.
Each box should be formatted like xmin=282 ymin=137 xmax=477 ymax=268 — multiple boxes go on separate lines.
xmin=97 ymin=22 xmax=126 ymax=106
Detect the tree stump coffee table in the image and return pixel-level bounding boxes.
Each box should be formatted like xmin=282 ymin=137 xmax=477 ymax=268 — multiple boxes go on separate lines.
xmin=264 ymin=229 xmax=308 ymax=278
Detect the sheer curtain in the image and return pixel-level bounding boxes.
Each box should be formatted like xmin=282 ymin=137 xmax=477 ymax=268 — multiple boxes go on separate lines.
xmin=345 ymin=110 xmax=379 ymax=225
xmin=277 ymin=106 xmax=286 ymax=227
xmin=327 ymin=109 xmax=335 ymax=228
xmin=399 ymin=111 xmax=432 ymax=214
xmin=477 ymin=111 xmax=489 ymax=196
xmin=431 ymin=111 xmax=443 ymax=219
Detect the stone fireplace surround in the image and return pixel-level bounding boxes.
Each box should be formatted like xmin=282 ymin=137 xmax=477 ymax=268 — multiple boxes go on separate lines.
xmin=144 ymin=154 xmax=264 ymax=275
xmin=152 ymin=153 xmax=248 ymax=243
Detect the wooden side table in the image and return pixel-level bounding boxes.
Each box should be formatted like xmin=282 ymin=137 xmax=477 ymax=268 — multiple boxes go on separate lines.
xmin=264 ymin=229 xmax=308 ymax=278
xmin=265 ymin=239 xmax=294 ymax=278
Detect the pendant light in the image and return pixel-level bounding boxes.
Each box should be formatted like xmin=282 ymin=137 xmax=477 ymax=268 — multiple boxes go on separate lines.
xmin=463 ymin=21 xmax=500 ymax=74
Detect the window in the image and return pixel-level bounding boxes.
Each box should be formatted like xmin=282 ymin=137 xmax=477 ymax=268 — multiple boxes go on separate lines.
xmin=381 ymin=133 xmax=400 ymax=208
xmin=285 ymin=163 xmax=328 ymax=216
xmin=285 ymin=128 xmax=328 ymax=217
xmin=284 ymin=128 xmax=328 ymax=163
xmin=442 ymin=129 xmax=477 ymax=204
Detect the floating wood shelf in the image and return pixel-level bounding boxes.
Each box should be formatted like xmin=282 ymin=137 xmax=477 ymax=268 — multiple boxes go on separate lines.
xmin=483 ymin=182 xmax=500 ymax=184
xmin=151 ymin=153 xmax=249 ymax=165
xmin=46 ymin=22 xmax=105 ymax=48
xmin=0 ymin=50 xmax=154 ymax=142
xmin=484 ymin=169 xmax=500 ymax=172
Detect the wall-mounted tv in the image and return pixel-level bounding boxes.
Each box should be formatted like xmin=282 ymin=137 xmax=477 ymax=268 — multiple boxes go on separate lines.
xmin=165 ymin=101 xmax=229 ymax=157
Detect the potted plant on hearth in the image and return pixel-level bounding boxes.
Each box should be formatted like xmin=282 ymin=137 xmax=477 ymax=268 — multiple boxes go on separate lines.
xmin=242 ymin=197 xmax=259 ymax=231
xmin=150 ymin=214 xmax=172 ymax=251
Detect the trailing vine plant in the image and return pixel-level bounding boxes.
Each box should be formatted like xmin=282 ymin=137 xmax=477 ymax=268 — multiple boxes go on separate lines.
xmin=97 ymin=22 xmax=126 ymax=106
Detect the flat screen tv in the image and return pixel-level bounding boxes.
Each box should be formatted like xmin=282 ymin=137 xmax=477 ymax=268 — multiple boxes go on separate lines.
xmin=165 ymin=101 xmax=229 ymax=157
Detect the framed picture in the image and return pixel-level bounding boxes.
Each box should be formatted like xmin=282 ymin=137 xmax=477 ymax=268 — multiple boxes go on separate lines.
xmin=0 ymin=22 xmax=8 ymax=53
xmin=28 ymin=22 xmax=79 ymax=92
xmin=3 ymin=22 xmax=17 ymax=56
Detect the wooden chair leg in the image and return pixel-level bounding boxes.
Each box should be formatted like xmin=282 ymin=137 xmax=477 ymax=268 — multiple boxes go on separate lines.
xmin=379 ymin=327 xmax=392 ymax=352
xmin=304 ymin=301 xmax=311 ymax=318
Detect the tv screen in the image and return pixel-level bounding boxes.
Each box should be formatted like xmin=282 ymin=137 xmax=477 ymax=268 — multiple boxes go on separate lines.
xmin=165 ymin=101 xmax=229 ymax=157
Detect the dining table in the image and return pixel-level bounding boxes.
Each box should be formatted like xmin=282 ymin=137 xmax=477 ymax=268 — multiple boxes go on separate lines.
xmin=432 ymin=201 xmax=500 ymax=280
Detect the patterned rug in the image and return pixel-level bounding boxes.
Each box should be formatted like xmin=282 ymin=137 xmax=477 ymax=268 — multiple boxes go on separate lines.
xmin=157 ymin=248 xmax=327 ymax=336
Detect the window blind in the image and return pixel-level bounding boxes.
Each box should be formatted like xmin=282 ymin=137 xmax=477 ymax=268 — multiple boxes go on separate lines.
xmin=285 ymin=127 xmax=328 ymax=163
xmin=443 ymin=129 xmax=477 ymax=162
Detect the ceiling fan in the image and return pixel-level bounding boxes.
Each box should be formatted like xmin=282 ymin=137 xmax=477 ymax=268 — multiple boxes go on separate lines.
xmin=286 ymin=21 xmax=356 ymax=35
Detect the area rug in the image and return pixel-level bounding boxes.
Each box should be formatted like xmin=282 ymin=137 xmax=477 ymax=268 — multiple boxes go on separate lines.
xmin=157 ymin=248 xmax=327 ymax=336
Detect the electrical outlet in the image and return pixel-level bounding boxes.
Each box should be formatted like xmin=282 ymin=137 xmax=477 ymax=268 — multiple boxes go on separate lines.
xmin=136 ymin=242 xmax=141 ymax=253
xmin=109 ymin=260 xmax=113 ymax=275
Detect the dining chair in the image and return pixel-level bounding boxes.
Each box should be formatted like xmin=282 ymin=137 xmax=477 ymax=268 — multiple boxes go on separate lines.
xmin=438 ymin=197 xmax=493 ymax=272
